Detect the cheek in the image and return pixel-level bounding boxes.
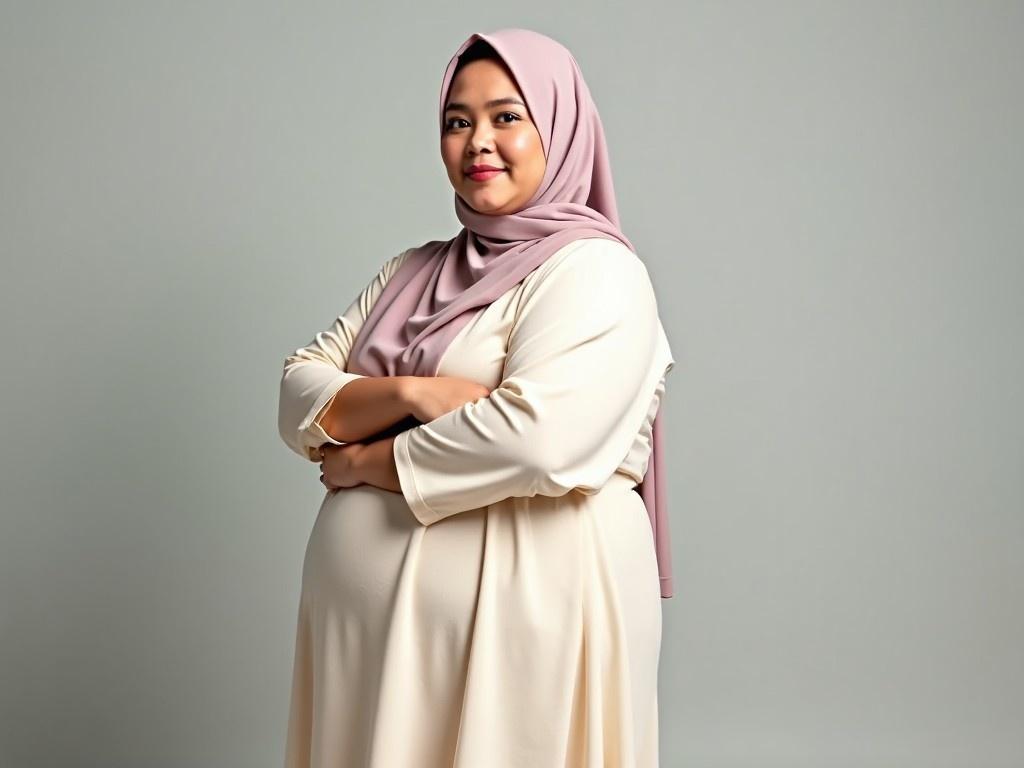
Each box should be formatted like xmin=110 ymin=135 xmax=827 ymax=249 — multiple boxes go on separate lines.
xmin=507 ymin=132 xmax=535 ymax=158
xmin=505 ymin=132 xmax=544 ymax=179
xmin=440 ymin=139 xmax=461 ymax=169
xmin=512 ymin=139 xmax=544 ymax=187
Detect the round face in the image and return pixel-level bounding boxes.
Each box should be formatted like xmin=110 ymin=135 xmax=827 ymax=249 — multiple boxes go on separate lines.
xmin=440 ymin=58 xmax=547 ymax=216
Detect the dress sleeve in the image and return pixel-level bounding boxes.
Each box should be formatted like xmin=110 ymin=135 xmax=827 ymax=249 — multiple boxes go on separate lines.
xmin=393 ymin=240 xmax=675 ymax=525
xmin=278 ymin=250 xmax=407 ymax=462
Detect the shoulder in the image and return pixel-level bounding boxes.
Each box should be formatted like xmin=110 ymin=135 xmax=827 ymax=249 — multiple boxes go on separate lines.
xmin=382 ymin=237 xmax=451 ymax=283
xmin=382 ymin=247 xmax=415 ymax=281
xmin=370 ymin=245 xmax=420 ymax=291
xmin=522 ymin=237 xmax=652 ymax=302
xmin=509 ymin=237 xmax=658 ymax=331
xmin=533 ymin=237 xmax=649 ymax=287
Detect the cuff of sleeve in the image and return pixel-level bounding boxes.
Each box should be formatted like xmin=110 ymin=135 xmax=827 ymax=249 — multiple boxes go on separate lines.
xmin=297 ymin=374 xmax=366 ymax=462
xmin=393 ymin=429 xmax=442 ymax=526
xmin=302 ymin=421 xmax=345 ymax=462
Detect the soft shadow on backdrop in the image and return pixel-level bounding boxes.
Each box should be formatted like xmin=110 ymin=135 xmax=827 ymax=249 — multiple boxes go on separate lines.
xmin=1 ymin=2 xmax=1022 ymax=766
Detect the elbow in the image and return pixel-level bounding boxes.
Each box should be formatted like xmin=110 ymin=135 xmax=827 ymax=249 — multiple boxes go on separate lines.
xmin=509 ymin=435 xmax=580 ymax=497
xmin=521 ymin=438 xmax=561 ymax=480
xmin=277 ymin=385 xmax=309 ymax=460
xmin=524 ymin=434 xmax=624 ymax=497
xmin=277 ymin=408 xmax=303 ymax=459
xmin=484 ymin=382 xmax=586 ymax=492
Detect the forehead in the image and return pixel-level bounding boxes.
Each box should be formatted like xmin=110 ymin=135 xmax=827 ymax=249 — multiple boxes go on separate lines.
xmin=446 ymin=58 xmax=523 ymax=101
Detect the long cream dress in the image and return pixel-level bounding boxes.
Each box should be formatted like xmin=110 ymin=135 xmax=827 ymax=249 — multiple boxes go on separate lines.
xmin=278 ymin=236 xmax=676 ymax=768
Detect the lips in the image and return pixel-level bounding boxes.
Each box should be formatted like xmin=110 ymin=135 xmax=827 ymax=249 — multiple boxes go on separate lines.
xmin=466 ymin=168 xmax=506 ymax=182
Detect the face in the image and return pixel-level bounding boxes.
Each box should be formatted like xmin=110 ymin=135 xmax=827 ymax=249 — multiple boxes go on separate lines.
xmin=440 ymin=58 xmax=547 ymax=215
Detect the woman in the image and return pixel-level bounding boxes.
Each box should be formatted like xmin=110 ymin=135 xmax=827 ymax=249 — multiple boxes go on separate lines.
xmin=278 ymin=28 xmax=676 ymax=768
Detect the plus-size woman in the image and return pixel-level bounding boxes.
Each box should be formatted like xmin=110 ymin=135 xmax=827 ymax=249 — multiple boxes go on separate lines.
xmin=278 ymin=28 xmax=676 ymax=768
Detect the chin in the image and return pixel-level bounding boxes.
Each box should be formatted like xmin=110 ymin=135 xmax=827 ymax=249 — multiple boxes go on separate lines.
xmin=463 ymin=193 xmax=513 ymax=215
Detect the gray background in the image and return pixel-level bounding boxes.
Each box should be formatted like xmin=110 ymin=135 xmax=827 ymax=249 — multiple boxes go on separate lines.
xmin=1 ymin=1 xmax=1021 ymax=766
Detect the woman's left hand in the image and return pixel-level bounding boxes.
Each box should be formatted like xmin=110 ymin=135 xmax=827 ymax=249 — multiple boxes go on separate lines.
xmin=318 ymin=443 xmax=365 ymax=491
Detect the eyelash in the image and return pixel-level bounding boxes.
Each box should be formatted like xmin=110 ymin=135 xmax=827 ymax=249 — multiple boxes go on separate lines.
xmin=444 ymin=112 xmax=521 ymax=131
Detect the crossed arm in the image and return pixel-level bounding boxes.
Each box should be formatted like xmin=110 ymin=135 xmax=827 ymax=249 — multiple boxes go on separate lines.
xmin=317 ymin=372 xmax=492 ymax=493
xmin=316 ymin=376 xmax=420 ymax=493
xmin=279 ymin=241 xmax=675 ymax=525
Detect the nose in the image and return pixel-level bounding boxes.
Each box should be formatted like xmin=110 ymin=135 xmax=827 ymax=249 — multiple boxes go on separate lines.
xmin=467 ymin=120 xmax=495 ymax=154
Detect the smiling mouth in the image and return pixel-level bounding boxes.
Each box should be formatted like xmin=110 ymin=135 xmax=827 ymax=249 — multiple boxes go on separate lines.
xmin=466 ymin=169 xmax=506 ymax=182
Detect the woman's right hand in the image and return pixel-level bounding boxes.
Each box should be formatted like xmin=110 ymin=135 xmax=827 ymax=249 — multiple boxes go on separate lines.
xmin=403 ymin=376 xmax=492 ymax=424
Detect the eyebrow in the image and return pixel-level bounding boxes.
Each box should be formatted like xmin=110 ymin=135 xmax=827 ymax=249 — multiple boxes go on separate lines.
xmin=444 ymin=97 xmax=527 ymax=113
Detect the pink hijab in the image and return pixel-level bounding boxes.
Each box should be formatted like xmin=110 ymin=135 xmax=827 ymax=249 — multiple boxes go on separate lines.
xmin=347 ymin=28 xmax=674 ymax=599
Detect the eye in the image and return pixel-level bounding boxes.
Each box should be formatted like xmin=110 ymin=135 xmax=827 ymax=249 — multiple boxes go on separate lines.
xmin=443 ymin=112 xmax=522 ymax=132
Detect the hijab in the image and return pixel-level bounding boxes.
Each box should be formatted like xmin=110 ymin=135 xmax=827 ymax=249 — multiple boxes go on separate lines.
xmin=346 ymin=28 xmax=675 ymax=599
